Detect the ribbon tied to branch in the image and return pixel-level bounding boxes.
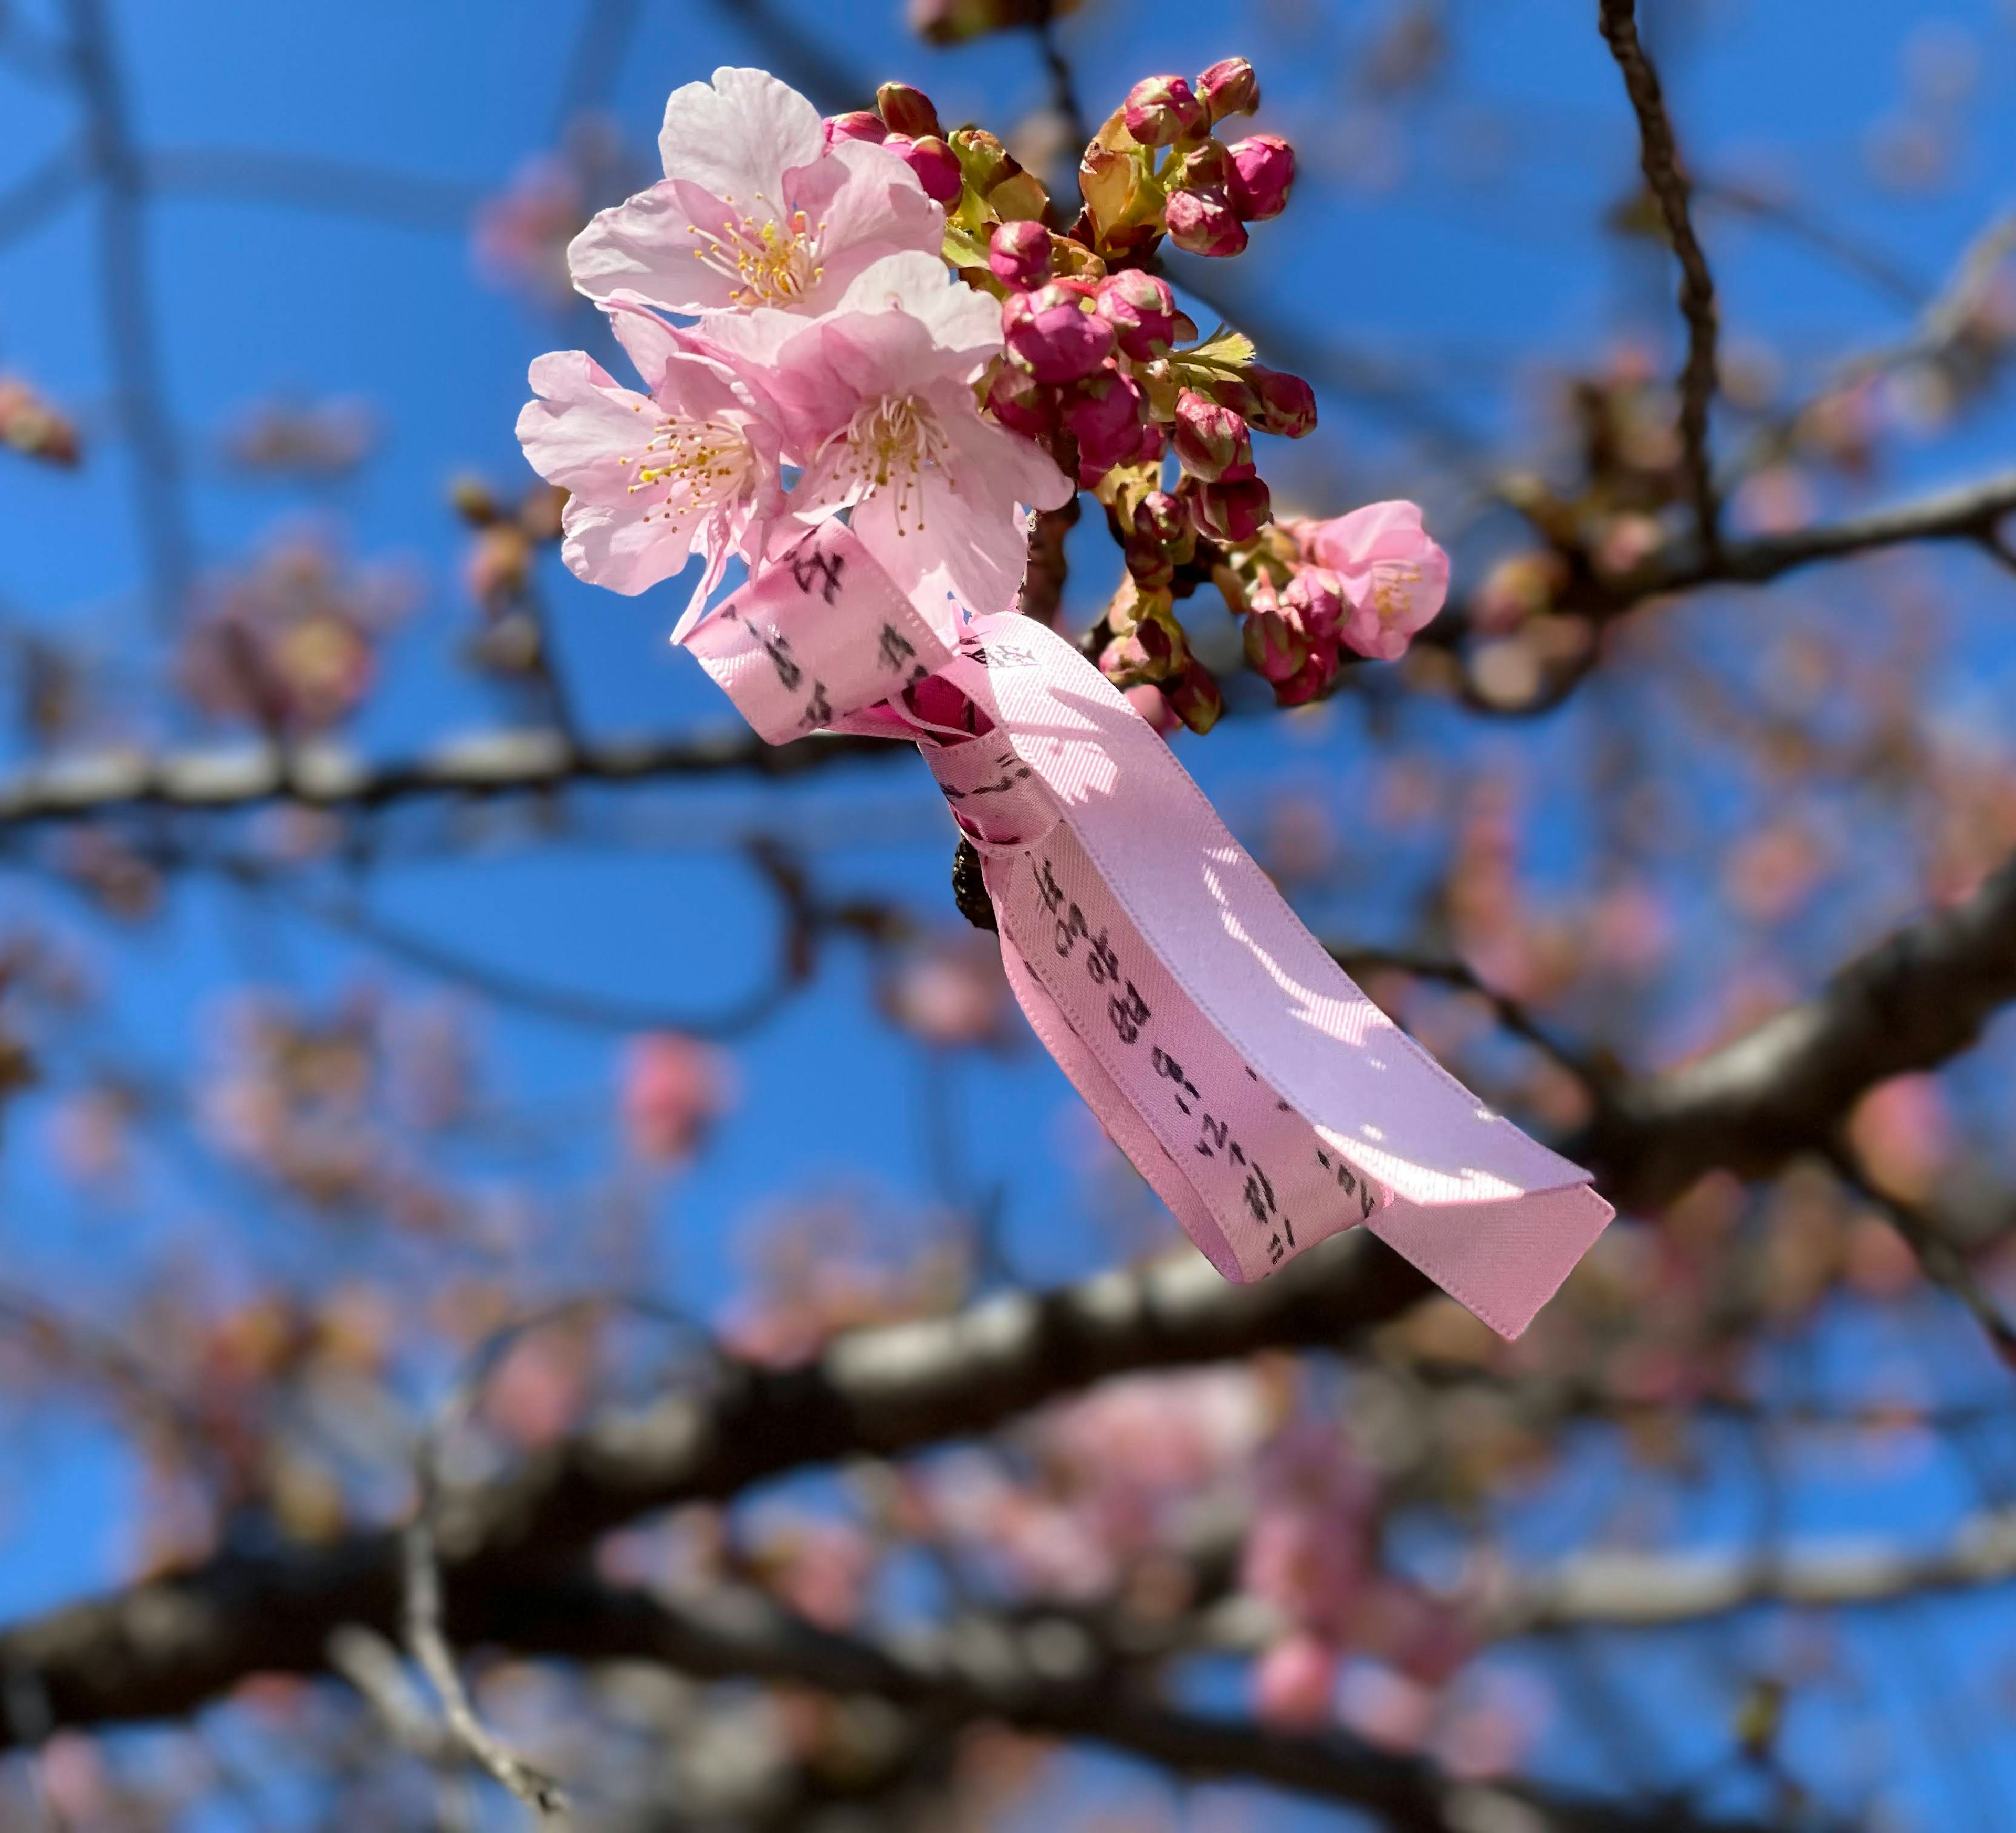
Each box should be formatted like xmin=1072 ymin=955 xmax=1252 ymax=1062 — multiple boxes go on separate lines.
xmin=682 ymin=520 xmax=1613 ymax=1338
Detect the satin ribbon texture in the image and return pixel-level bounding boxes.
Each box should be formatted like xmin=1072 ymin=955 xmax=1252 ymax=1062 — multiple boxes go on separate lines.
xmin=681 ymin=520 xmax=1613 ymax=1338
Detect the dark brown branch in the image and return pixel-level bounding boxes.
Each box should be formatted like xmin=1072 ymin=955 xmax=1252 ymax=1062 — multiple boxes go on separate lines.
xmin=1598 ymin=0 xmax=1720 ymax=551
xmin=0 ymin=1232 xmax=1433 ymax=1750
xmin=469 ymin=1578 xmax=1774 ymax=1833
xmin=1578 ymin=847 xmax=2016 ymax=1212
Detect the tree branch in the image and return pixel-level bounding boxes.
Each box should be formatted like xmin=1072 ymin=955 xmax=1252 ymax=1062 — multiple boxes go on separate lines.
xmin=1578 ymin=847 xmax=2016 ymax=1211
xmin=0 ymin=725 xmax=899 ymax=828
xmin=1598 ymin=0 xmax=1720 ymax=551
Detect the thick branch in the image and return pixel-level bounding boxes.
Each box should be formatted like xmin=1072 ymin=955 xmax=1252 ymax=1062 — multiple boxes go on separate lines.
xmin=1580 ymin=848 xmax=2016 ymax=1210
xmin=1598 ymin=0 xmax=1719 ymax=549
xmin=0 ymin=1234 xmax=1432 ymax=1746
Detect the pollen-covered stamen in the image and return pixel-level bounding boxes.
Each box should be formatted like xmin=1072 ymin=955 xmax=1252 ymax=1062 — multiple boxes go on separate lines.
xmin=1370 ymin=562 xmax=1423 ymax=628
xmin=618 ymin=411 xmax=758 ymax=536
xmin=687 ymin=196 xmax=826 ymax=307
xmin=821 ymin=393 xmax=949 ymax=538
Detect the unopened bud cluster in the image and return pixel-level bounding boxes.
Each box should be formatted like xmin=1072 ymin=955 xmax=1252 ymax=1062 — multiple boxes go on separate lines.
xmin=816 ymin=59 xmax=1444 ymax=729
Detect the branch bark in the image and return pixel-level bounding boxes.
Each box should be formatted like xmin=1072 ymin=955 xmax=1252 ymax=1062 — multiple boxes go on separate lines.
xmin=1577 ymin=847 xmax=2016 ymax=1211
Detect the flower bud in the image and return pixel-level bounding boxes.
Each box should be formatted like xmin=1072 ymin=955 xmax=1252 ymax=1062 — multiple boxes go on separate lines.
xmin=1185 ymin=474 xmax=1273 ymax=543
xmin=1225 ymin=134 xmax=1295 ymax=221
xmin=949 ymin=127 xmax=1014 ymax=193
xmin=1166 ymin=139 xmax=1232 ymax=193
xmin=0 ymin=375 xmax=80 ymax=468
xmin=1248 ymin=366 xmax=1317 ymax=438
xmin=876 ymin=81 xmax=943 ymax=140
xmin=1133 ymin=418 xmax=1168 ymax=463
xmin=1282 ymin=567 xmax=1347 ymax=645
xmin=1244 ymin=600 xmax=1337 ymax=706
xmin=1005 ymin=285 xmax=1116 ymax=385
xmin=1124 ymin=681 xmax=1182 ymax=737
xmin=825 ymin=110 xmax=887 ymax=146
xmin=1172 ymin=389 xmax=1255 ymax=483
xmin=1196 ymin=57 xmax=1261 ymax=122
xmin=1164 ymin=656 xmax=1224 ymax=733
xmin=1123 ymin=74 xmax=1208 ymax=146
xmin=985 ymin=363 xmax=1057 ymax=438
xmin=1064 ymin=369 xmax=1148 ymax=473
xmin=1132 ymin=488 xmax=1192 ymax=552
xmin=1243 ymin=594 xmax=1307 ymax=685
xmin=990 ymin=218 xmax=1052 ymax=289
xmin=1094 ymin=269 xmax=1178 ymax=361
xmin=1163 ymin=186 xmax=1248 ymax=258
xmin=883 ymin=133 xmax=964 ymax=204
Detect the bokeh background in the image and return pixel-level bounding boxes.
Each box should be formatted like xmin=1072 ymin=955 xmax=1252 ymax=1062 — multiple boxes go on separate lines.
xmin=4 ymin=0 xmax=2016 ymax=1828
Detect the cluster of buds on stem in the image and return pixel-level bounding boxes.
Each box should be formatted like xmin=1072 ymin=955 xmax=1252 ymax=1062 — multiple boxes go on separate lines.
xmin=1216 ymin=502 xmax=1452 ymax=707
xmin=1081 ymin=59 xmax=1293 ymax=264
xmin=817 ymin=61 xmax=1443 ymax=728
xmin=452 ymin=476 xmax=568 ymax=678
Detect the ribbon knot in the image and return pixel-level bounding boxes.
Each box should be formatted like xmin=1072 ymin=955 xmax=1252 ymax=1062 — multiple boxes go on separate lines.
xmin=681 ymin=519 xmax=1613 ymax=1338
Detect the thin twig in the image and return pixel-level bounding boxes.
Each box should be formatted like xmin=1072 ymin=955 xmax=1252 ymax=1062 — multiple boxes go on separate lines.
xmin=223 ymin=839 xmax=828 ymax=1041
xmin=1327 ymin=945 xmax=1604 ymax=1090
xmin=1598 ymin=0 xmax=1720 ymax=553
xmin=66 ymin=0 xmax=197 ymax=633
xmin=1823 ymin=1140 xmax=2016 ymax=1365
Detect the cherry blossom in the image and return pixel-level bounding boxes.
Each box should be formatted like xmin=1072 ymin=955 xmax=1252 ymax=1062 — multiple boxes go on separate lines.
xmin=516 ymin=301 xmax=784 ymax=616
xmin=699 ymin=250 xmax=1073 ymax=618
xmin=568 ymin=68 xmax=943 ymax=317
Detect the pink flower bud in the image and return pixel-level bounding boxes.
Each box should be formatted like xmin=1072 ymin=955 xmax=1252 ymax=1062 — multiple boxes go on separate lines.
xmin=1164 ymin=656 xmax=1224 ymax=733
xmin=1064 ymin=369 xmax=1148 ymax=473
xmin=1163 ymin=186 xmax=1248 ymax=258
xmin=984 ymin=363 xmax=1056 ymax=438
xmin=989 ymin=218 xmax=1052 ymax=289
xmin=1005 ymin=285 xmax=1116 ymax=384
xmin=1133 ymin=417 xmax=1168 ymax=463
xmin=1123 ymin=74 xmax=1208 ymax=147
xmin=1185 ymin=474 xmax=1272 ymax=543
xmin=1295 ymin=500 xmax=1450 ymax=661
xmin=1132 ymin=488 xmax=1189 ymax=549
xmin=825 ymin=110 xmax=887 ymax=146
xmin=1225 ymin=134 xmax=1295 ymax=221
xmin=883 ymin=133 xmax=964 ymax=203
xmin=1243 ymin=594 xmax=1307 ymax=686
xmin=1173 ymin=388 xmax=1255 ymax=483
xmin=1253 ymin=1635 xmax=1338 ymax=1731
xmin=876 ymin=81 xmax=943 ymax=140
xmin=1197 ymin=57 xmax=1262 ymax=122
xmin=1123 ymin=682 xmax=1181 ymax=738
xmin=1249 ymin=366 xmax=1317 ymax=438
xmin=1282 ymin=566 xmax=1347 ymax=645
xmin=1094 ymin=269 xmax=1179 ymax=360
xmin=1245 ymin=597 xmax=1338 ymax=707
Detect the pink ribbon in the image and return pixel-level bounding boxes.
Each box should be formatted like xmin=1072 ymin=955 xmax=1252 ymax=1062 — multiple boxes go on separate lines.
xmin=683 ymin=521 xmax=1613 ymax=1338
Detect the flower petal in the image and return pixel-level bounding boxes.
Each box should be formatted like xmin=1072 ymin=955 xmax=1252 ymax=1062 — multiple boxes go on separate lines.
xmin=657 ymin=66 xmax=823 ymax=201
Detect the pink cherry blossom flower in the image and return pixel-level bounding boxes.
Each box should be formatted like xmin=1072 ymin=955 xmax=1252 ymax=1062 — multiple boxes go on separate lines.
xmin=1254 ymin=1633 xmax=1340 ymax=1730
xmin=516 ymin=301 xmax=784 ymax=619
xmin=568 ymin=68 xmax=943 ymax=317
xmin=1292 ymin=500 xmax=1450 ymax=661
xmin=620 ymin=1032 xmax=730 ymax=1165
xmin=701 ymin=251 xmax=1073 ymax=619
